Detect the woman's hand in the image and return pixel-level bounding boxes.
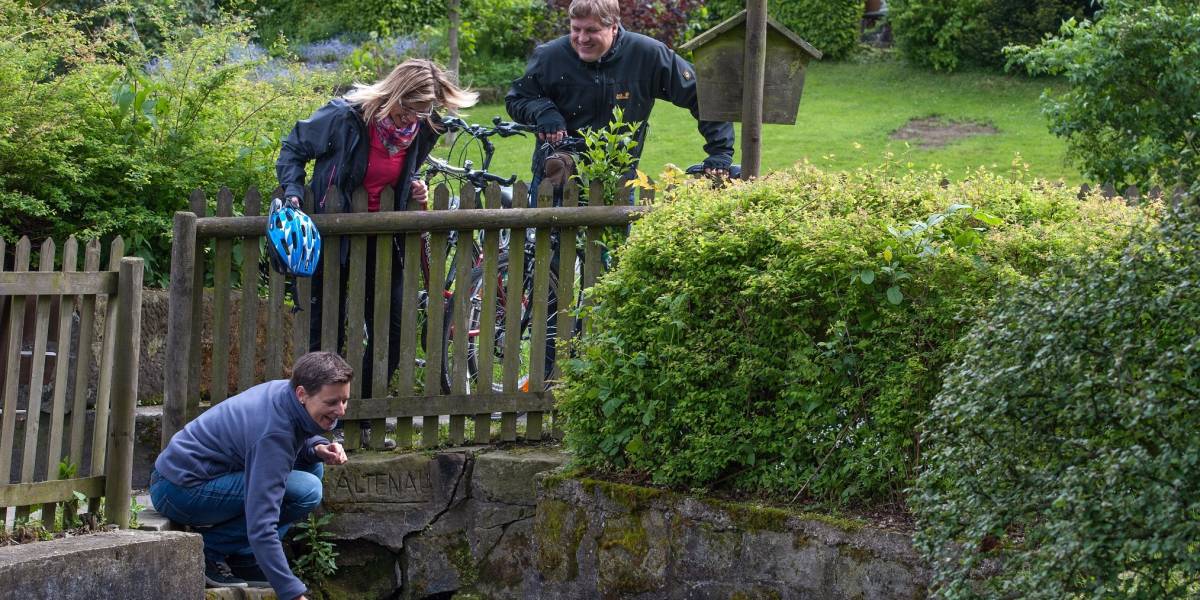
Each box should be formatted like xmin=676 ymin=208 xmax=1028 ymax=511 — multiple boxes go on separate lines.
xmin=410 ymin=179 xmax=428 ymax=206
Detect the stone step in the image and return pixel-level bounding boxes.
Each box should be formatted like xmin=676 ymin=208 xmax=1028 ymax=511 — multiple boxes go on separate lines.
xmin=204 ymin=587 xmax=277 ymax=599
xmin=134 ymin=493 xmax=179 ymax=532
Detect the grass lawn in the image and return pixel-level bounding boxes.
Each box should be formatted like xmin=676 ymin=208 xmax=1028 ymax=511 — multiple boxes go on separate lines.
xmin=447 ymin=56 xmax=1081 ymax=186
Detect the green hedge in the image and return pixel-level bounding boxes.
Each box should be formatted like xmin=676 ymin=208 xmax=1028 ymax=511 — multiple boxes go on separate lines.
xmin=558 ymin=164 xmax=1145 ymax=503
xmin=913 ymin=198 xmax=1196 ymax=598
xmin=889 ymin=0 xmax=1096 ymax=71
xmin=704 ymin=0 xmax=861 ymax=59
xmin=254 ymin=0 xmax=444 ymax=45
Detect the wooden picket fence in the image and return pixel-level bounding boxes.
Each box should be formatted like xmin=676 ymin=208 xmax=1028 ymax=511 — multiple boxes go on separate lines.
xmin=0 ymin=237 xmax=142 ymax=532
xmin=1075 ymin=182 xmax=1183 ymax=203
xmin=162 ymin=179 xmax=650 ymax=451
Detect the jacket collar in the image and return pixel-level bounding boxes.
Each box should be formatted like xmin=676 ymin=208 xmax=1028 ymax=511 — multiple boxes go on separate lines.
xmin=283 ymin=382 xmax=331 ymax=436
xmin=589 ymin=25 xmax=626 ymax=66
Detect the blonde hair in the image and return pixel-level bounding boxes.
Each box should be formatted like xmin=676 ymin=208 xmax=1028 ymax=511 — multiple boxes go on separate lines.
xmin=569 ymin=0 xmax=620 ymax=27
xmin=343 ymin=58 xmax=478 ymax=126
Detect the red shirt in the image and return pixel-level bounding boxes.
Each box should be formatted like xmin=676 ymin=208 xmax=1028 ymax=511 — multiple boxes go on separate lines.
xmin=363 ymin=125 xmax=410 ymax=212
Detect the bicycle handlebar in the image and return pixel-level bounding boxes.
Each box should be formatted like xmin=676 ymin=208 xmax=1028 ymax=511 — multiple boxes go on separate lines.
xmin=437 ymin=115 xmax=533 ymax=140
xmin=493 ymin=116 xmax=536 ymax=137
xmin=424 ymin=155 xmax=517 ymax=188
xmin=540 ymin=136 xmax=588 ymax=155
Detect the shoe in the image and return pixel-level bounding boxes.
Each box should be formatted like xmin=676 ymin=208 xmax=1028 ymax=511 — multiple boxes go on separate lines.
xmin=226 ymin=556 xmax=271 ymax=588
xmin=204 ymin=559 xmax=247 ymax=588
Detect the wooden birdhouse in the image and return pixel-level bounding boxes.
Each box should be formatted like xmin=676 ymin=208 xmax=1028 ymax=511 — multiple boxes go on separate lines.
xmin=679 ymin=10 xmax=822 ymax=124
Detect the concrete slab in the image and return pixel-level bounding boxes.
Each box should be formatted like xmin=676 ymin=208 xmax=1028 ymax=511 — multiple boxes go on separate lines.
xmin=0 ymin=529 xmax=202 ymax=599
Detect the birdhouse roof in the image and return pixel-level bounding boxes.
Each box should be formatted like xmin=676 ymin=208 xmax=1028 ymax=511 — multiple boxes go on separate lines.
xmin=678 ymin=10 xmax=823 ymax=59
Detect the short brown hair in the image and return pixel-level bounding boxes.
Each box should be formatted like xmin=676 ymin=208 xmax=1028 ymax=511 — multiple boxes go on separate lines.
xmin=569 ymin=0 xmax=620 ymax=27
xmin=290 ymin=351 xmax=354 ymax=394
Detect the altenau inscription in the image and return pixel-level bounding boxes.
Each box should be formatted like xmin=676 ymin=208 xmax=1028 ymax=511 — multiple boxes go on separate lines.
xmin=332 ymin=468 xmax=436 ymax=503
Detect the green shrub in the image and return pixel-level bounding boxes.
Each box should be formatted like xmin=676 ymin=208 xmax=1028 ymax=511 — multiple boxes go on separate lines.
xmin=888 ymin=0 xmax=981 ymax=71
xmin=42 ymin=0 xmax=239 ymax=51
xmin=414 ymin=0 xmax=551 ymax=87
xmin=911 ymin=196 xmax=1199 ymax=599
xmin=458 ymin=56 xmax=526 ymax=91
xmin=253 ymin=0 xmax=443 ymax=46
xmin=0 ymin=3 xmax=332 ymax=283
xmin=1008 ymin=0 xmax=1200 ymax=191
xmin=890 ymin=0 xmax=1095 ymax=71
xmin=704 ymin=0 xmax=861 ymax=59
xmin=459 ymin=0 xmax=549 ymax=61
xmin=558 ymin=163 xmax=1145 ymax=503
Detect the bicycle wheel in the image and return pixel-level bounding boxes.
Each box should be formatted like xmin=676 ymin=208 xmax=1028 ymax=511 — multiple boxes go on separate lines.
xmin=442 ymin=250 xmax=572 ymax=394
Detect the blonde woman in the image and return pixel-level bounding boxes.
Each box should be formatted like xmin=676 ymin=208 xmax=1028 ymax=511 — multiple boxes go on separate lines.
xmin=277 ymin=59 xmax=478 ymax=400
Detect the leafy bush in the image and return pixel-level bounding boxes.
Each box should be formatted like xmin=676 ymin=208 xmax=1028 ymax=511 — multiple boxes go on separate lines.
xmin=911 ymin=196 xmax=1199 ymax=599
xmin=42 ymin=0 xmax=239 ymax=51
xmin=412 ymin=0 xmax=551 ymax=88
xmin=458 ymin=57 xmax=526 ymax=91
xmin=0 ymin=2 xmax=332 ymax=283
xmin=460 ymin=0 xmax=550 ymax=61
xmin=253 ymin=0 xmax=443 ymax=46
xmin=889 ymin=0 xmax=1096 ymax=71
xmin=1008 ymin=0 xmax=1200 ymax=191
xmin=704 ymin=0 xmax=861 ymax=59
xmin=558 ymin=163 xmax=1145 ymax=503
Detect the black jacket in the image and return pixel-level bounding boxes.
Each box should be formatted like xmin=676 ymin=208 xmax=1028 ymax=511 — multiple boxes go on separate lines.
xmin=276 ymin=98 xmax=440 ymax=214
xmin=505 ymin=27 xmax=734 ymax=169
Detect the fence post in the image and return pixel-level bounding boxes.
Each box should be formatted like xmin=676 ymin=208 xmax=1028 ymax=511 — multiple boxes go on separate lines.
xmin=163 ymin=212 xmax=197 ymax=446
xmin=106 ymin=257 xmax=143 ymax=528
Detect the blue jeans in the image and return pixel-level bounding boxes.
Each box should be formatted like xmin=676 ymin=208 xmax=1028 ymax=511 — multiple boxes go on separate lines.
xmin=149 ymin=463 xmax=324 ymax=562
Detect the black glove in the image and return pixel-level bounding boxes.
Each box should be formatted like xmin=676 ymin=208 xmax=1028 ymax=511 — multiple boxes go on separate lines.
xmin=702 ymin=154 xmax=733 ymax=171
xmin=535 ymin=110 xmax=567 ymax=135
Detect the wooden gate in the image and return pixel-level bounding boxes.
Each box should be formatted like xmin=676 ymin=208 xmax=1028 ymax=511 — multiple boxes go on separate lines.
xmin=0 ymin=237 xmax=142 ymax=532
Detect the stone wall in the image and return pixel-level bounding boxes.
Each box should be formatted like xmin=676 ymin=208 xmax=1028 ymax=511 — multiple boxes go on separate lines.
xmin=140 ymin=289 xmax=296 ymax=405
xmin=319 ymin=447 xmax=568 ymax=599
xmin=317 ymin=448 xmax=929 ymax=600
xmin=5 ymin=404 xmax=161 ymax=489
xmin=528 ymin=477 xmax=930 ymax=599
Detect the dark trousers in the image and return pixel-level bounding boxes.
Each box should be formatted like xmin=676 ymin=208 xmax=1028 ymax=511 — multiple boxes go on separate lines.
xmin=308 ymin=237 xmax=405 ymax=399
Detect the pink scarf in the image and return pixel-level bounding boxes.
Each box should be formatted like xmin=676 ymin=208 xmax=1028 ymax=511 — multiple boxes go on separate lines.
xmin=373 ymin=115 xmax=418 ymax=156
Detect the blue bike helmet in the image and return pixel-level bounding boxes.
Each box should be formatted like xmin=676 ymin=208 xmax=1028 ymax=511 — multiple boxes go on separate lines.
xmin=266 ymin=198 xmax=321 ymax=277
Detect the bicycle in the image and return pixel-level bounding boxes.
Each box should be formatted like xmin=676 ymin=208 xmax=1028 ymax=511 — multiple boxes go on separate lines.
xmin=440 ymin=135 xmax=609 ymax=396
xmin=436 ymin=130 xmax=739 ymax=396
xmin=415 ymin=116 xmax=547 ymax=395
xmin=421 ymin=116 xmax=533 ymax=286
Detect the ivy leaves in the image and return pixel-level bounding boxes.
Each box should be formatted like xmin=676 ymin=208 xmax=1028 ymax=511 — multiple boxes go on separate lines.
xmin=914 ymin=202 xmax=1200 ymax=598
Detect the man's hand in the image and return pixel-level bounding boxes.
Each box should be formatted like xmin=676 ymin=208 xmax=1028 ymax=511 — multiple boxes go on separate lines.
xmin=702 ymin=155 xmax=735 ymax=182
xmin=537 ymin=129 xmax=567 ymax=145
xmin=314 ymin=442 xmax=348 ymax=465
xmin=285 ymin=196 xmax=301 ymax=209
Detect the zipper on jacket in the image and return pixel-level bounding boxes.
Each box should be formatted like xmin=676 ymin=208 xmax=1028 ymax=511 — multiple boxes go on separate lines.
xmin=320 ymin=165 xmax=336 ymax=211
